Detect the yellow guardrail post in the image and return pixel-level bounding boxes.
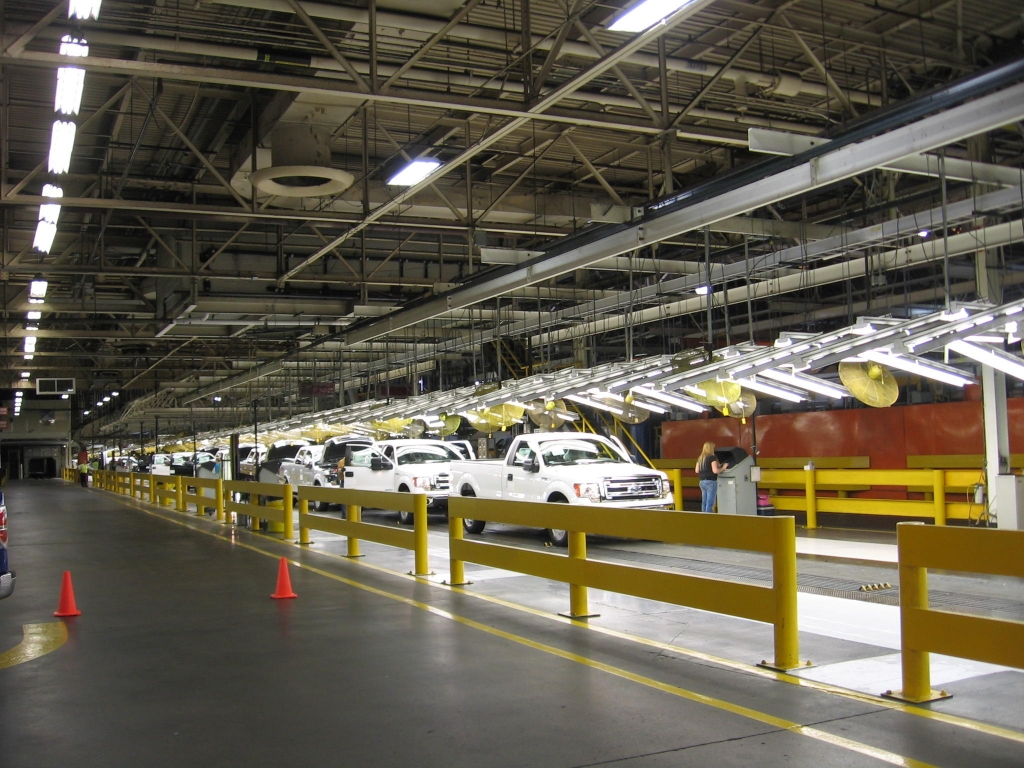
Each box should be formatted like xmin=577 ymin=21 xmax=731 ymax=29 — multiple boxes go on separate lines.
xmin=413 ymin=493 xmax=429 ymax=576
xmin=149 ymin=476 xmax=156 ymax=504
xmin=767 ymin=517 xmax=800 ymax=670
xmin=215 ymin=479 xmax=225 ymax=522
xmin=298 ymin=497 xmax=311 ymax=545
xmin=566 ymin=530 xmax=591 ymax=619
xmin=175 ymin=477 xmax=185 ymax=511
xmin=668 ymin=468 xmax=684 ymax=512
xmin=447 ymin=512 xmax=467 ymax=585
xmin=804 ymin=466 xmax=817 ymax=529
xmin=897 ymin=522 xmax=933 ymax=701
xmin=282 ymin=483 xmax=294 ymax=541
xmin=932 ymin=470 xmax=946 ymax=525
xmin=346 ymin=505 xmax=362 ymax=557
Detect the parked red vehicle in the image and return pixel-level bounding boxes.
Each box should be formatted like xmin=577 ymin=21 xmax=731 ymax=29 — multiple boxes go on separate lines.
xmin=0 ymin=492 xmax=14 ymax=599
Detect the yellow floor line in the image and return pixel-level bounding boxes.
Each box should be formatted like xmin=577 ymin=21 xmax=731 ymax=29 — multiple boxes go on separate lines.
xmin=102 ymin=493 xmax=946 ymax=767
xmin=0 ymin=623 xmax=68 ymax=670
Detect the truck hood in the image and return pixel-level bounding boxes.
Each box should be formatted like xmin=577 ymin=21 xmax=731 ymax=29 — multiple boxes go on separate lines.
xmin=543 ymin=464 xmax=667 ymax=481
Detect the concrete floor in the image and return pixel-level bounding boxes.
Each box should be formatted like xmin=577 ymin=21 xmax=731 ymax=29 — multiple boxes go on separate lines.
xmin=1 ymin=479 xmax=1022 ymax=767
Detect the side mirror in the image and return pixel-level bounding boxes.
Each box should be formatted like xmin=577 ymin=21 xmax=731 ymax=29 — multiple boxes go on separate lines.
xmin=523 ymin=457 xmax=540 ymax=473
xmin=371 ymin=455 xmax=383 ymax=471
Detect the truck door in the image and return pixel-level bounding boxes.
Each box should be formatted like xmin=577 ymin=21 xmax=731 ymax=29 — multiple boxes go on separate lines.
xmin=503 ymin=442 xmax=537 ymax=500
xmin=379 ymin=445 xmax=397 ymax=491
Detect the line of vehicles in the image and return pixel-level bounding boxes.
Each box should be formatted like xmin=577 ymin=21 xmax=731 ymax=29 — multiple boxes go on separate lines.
xmin=109 ymin=432 xmax=674 ymax=546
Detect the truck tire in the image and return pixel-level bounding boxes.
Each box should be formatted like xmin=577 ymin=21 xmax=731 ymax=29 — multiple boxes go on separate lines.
xmin=312 ymin=482 xmax=330 ymax=512
xmin=546 ymin=494 xmax=569 ymax=547
xmin=460 ymin=488 xmax=486 ymax=534
xmin=397 ymin=486 xmax=415 ymax=525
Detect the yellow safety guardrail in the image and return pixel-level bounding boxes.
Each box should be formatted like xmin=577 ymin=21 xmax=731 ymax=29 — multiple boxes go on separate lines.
xmin=152 ymin=476 xmax=183 ymax=509
xmin=893 ymin=522 xmax=1024 ymax=703
xmin=130 ymin=472 xmax=151 ymax=500
xmin=297 ymin=487 xmax=430 ymax=576
xmin=182 ymin=477 xmax=224 ymax=521
xmin=907 ymin=453 xmax=1024 ymax=470
xmin=448 ymin=498 xmax=801 ymax=670
xmin=223 ymin=480 xmax=294 ymax=540
xmin=763 ymin=468 xmax=982 ymax=528
xmin=62 ymin=467 xmax=74 ymax=481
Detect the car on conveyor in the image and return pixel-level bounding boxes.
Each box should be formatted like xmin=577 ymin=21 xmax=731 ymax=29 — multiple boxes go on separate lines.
xmin=0 ymin=492 xmax=14 ymax=600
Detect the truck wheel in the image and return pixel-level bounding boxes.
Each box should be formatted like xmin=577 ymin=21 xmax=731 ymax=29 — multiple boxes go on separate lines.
xmin=546 ymin=494 xmax=569 ymax=547
xmin=312 ymin=482 xmax=330 ymax=512
xmin=460 ymin=488 xmax=486 ymax=534
xmin=397 ymin=486 xmax=414 ymax=525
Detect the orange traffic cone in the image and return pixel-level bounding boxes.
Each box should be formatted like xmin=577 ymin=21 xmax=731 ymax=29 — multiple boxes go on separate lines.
xmin=271 ymin=557 xmax=297 ymax=599
xmin=54 ymin=571 xmax=82 ymax=617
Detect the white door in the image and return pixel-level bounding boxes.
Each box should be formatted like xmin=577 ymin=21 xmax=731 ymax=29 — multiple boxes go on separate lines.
xmin=503 ymin=442 xmax=537 ymax=501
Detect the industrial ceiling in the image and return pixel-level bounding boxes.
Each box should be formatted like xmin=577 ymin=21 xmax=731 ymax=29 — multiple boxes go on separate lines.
xmin=1 ymin=0 xmax=1022 ymax=439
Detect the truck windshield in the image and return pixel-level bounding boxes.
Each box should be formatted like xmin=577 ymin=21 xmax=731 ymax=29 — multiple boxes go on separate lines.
xmin=397 ymin=445 xmax=459 ymax=465
xmin=539 ymin=439 xmax=628 ymax=466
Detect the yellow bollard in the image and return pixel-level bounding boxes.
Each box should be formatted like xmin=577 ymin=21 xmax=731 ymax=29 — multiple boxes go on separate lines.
xmin=898 ymin=522 xmax=933 ymax=701
xmin=448 ymin=513 xmax=467 ymax=585
xmin=769 ymin=517 xmax=801 ymax=670
xmin=282 ymin=484 xmax=294 ymax=541
xmin=669 ymin=468 xmax=683 ymax=512
xmin=149 ymin=476 xmax=157 ymax=505
xmin=932 ymin=470 xmax=946 ymax=526
xmin=175 ymin=477 xmax=185 ymax=512
xmin=804 ymin=467 xmax=818 ymax=529
xmin=346 ymin=505 xmax=361 ymax=558
xmin=413 ymin=494 xmax=429 ymax=576
xmin=566 ymin=530 xmax=592 ymax=619
xmin=298 ymin=498 xmax=311 ymax=545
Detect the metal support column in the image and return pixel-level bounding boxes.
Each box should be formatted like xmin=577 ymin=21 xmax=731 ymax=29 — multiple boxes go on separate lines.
xmin=982 ymin=364 xmax=1018 ymax=529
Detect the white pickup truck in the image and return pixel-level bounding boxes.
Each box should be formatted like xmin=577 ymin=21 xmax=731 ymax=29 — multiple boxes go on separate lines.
xmin=343 ymin=439 xmax=463 ymax=524
xmin=449 ymin=433 xmax=673 ymax=546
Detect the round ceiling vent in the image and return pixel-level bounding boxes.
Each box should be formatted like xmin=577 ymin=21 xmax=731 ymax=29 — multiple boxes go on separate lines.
xmin=250 ymin=123 xmax=354 ymax=198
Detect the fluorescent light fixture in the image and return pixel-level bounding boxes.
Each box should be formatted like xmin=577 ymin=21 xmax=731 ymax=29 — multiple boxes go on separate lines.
xmin=25 ymin=324 xmax=39 ymax=331
xmin=862 ymin=350 xmax=972 ymax=387
xmin=111 ymin=391 xmax=119 ymax=397
xmin=62 ymin=394 xmax=70 ymax=400
xmin=23 ymin=354 xmax=34 ymax=360
xmin=682 ymin=384 xmax=707 ymax=398
xmin=20 ymin=372 xmax=30 ymax=379
xmin=918 ymin=229 xmax=930 ymax=238
xmin=33 ymin=221 xmax=57 ymax=253
xmin=695 ymin=285 xmax=710 ymax=295
xmin=48 ymin=121 xmax=76 ymax=174
xmin=55 ymin=67 xmax=86 ymax=115
xmin=59 ymin=34 xmax=89 ymax=56
xmin=213 ymin=395 xmax=222 ymax=402
xmin=1006 ymin=306 xmax=1023 ymax=316
xmin=103 ymin=396 xmax=110 ymax=402
xmin=83 ymin=410 xmax=90 ymax=415
xmin=939 ymin=307 xmax=969 ymax=322
xmin=68 ymin=0 xmax=101 ymax=21
xmin=24 ymin=337 xmax=37 ymax=351
xmin=27 ymin=311 xmax=42 ymax=320
xmin=964 ymin=335 xmax=1004 ymax=344
xmin=947 ymin=341 xmax=1024 ymax=382
xmin=850 ymin=321 xmax=875 ymax=336
xmin=566 ymin=394 xmax=625 ymax=416
xmin=733 ymin=376 xmax=805 ymax=403
xmin=627 ymin=397 xmax=668 ymax=414
xmin=609 ymin=0 xmax=698 ymax=32
xmin=96 ymin=401 xmax=103 ymax=406
xmin=760 ymin=369 xmax=848 ymax=400
xmin=29 ymin=277 xmax=48 ymax=299
xmin=632 ymin=386 xmax=706 ymax=413
xmin=388 ymin=160 xmax=441 ymax=186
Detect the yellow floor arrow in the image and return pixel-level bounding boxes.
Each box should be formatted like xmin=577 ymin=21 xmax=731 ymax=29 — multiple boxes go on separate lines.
xmin=0 ymin=623 xmax=68 ymax=670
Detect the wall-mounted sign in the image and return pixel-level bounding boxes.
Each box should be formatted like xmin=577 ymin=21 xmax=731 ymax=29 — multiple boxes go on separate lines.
xmin=299 ymin=382 xmax=337 ymax=397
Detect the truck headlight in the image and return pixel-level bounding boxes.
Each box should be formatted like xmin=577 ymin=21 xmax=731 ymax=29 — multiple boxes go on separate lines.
xmin=413 ymin=476 xmax=434 ymax=490
xmin=660 ymin=479 xmax=670 ymax=497
xmin=573 ymin=482 xmax=602 ymax=501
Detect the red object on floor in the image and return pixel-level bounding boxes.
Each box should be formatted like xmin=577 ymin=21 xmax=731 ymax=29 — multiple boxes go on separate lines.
xmin=54 ymin=571 xmax=82 ymax=617
xmin=271 ymin=557 xmax=297 ymax=599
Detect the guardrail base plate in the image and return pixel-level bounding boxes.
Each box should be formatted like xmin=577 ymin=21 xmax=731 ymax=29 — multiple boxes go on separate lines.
xmin=758 ymin=660 xmax=815 ymax=672
xmin=443 ymin=579 xmax=473 ymax=586
xmin=559 ymin=612 xmax=600 ymax=620
xmin=881 ymin=688 xmax=952 ymax=704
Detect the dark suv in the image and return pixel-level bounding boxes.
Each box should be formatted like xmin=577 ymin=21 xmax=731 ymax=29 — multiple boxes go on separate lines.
xmin=0 ymin=492 xmax=14 ymax=600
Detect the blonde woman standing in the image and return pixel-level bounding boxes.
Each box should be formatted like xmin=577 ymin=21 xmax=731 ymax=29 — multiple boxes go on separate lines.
xmin=695 ymin=442 xmax=729 ymax=513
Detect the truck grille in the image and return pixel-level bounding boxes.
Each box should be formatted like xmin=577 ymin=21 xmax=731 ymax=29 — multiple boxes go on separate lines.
xmin=603 ymin=476 xmax=662 ymax=500
xmin=435 ymin=473 xmax=450 ymax=491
